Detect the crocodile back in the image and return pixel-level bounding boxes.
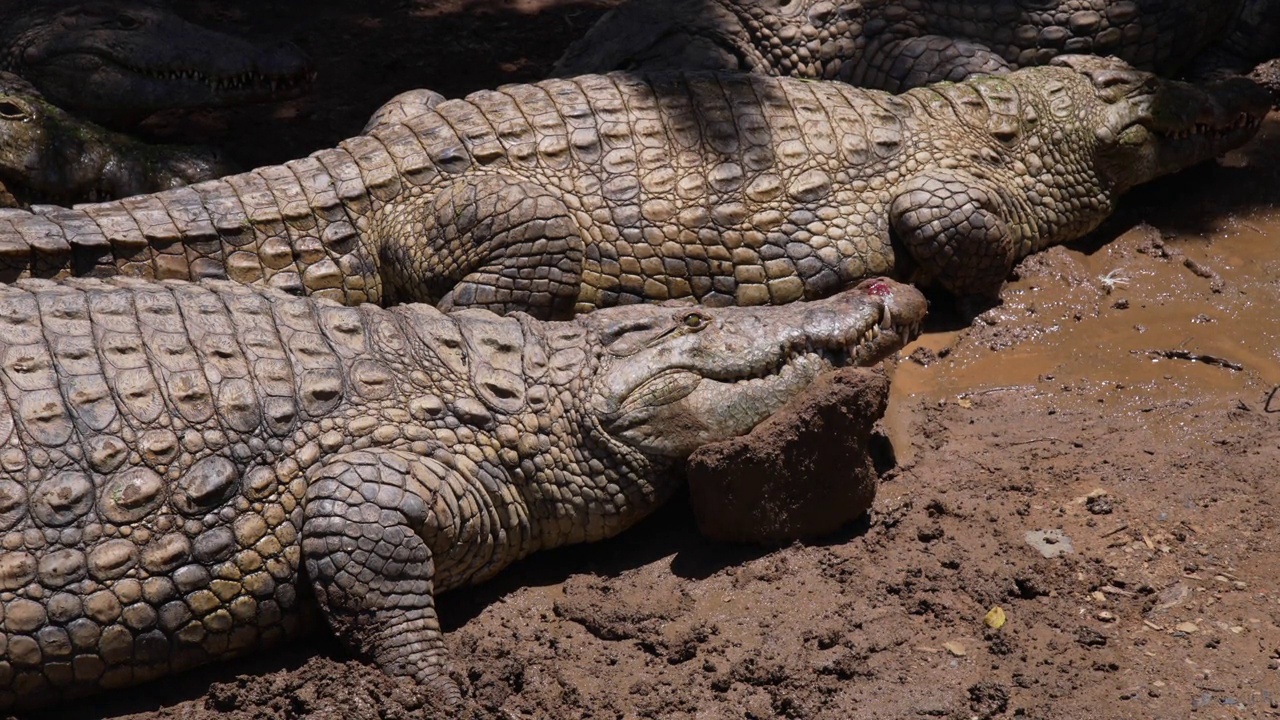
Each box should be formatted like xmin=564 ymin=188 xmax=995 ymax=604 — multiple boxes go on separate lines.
xmin=0 ymin=277 xmax=377 ymax=705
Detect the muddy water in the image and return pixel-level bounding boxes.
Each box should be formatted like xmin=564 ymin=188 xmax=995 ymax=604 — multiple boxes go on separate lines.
xmin=886 ymin=123 xmax=1280 ymax=464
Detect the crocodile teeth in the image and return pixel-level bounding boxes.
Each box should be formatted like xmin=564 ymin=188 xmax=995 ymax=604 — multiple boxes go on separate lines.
xmin=721 ymin=305 xmax=923 ymax=385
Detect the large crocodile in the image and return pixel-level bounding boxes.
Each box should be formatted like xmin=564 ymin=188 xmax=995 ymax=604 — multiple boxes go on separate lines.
xmin=2 ymin=0 xmax=315 ymax=129
xmin=0 ymin=274 xmax=925 ymax=710
xmin=0 ymin=72 xmax=236 ymax=209
xmin=0 ymin=57 xmax=1266 ymax=313
xmin=553 ymin=0 xmax=1280 ymax=93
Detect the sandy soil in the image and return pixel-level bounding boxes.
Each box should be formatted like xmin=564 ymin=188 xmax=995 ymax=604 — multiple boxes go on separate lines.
xmin=6 ymin=0 xmax=1280 ymax=718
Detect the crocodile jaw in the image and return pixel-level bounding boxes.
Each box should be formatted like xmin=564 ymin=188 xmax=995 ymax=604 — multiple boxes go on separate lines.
xmin=12 ymin=2 xmax=314 ymax=122
xmin=593 ymin=278 xmax=927 ymax=460
xmin=1095 ymin=73 xmax=1270 ymax=192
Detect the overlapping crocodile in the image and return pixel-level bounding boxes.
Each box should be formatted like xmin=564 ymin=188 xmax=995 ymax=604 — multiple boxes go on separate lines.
xmin=0 ymin=72 xmax=236 ymax=209
xmin=0 ymin=56 xmax=1266 ymax=313
xmin=2 ymin=0 xmax=315 ymax=130
xmin=554 ymin=0 xmax=1280 ymax=93
xmin=0 ymin=274 xmax=925 ymax=710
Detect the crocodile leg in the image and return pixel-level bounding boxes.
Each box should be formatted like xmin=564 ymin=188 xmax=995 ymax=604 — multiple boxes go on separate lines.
xmin=889 ymin=171 xmax=1019 ymax=297
xmin=301 ymin=450 xmax=460 ymax=704
xmin=382 ymin=175 xmax=586 ymax=319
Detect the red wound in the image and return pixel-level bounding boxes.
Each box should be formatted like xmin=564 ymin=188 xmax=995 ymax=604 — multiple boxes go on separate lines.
xmin=865 ymin=280 xmax=893 ymax=297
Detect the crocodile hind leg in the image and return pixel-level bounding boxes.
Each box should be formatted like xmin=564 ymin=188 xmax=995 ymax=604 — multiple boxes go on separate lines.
xmin=301 ymin=449 xmax=461 ymax=703
xmin=889 ymin=171 xmax=1020 ymax=298
xmin=379 ymin=174 xmax=585 ymax=319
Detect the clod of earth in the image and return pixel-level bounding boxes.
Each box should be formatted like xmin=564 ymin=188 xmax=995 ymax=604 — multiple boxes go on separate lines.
xmin=686 ymin=365 xmax=889 ymax=544
xmin=0 ymin=275 xmax=924 ymax=712
xmin=0 ymin=56 xmax=1266 ymax=315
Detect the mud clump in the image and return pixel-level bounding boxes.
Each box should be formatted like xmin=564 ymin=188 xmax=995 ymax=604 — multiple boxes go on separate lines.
xmin=686 ymin=366 xmax=889 ymax=544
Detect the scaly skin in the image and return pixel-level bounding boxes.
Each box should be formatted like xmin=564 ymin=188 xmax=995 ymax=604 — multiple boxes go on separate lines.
xmin=1 ymin=0 xmax=314 ymax=129
xmin=0 ymin=72 xmax=236 ymax=208
xmin=0 ymin=275 xmax=925 ymax=711
xmin=553 ymin=0 xmax=1280 ymax=92
xmin=0 ymin=58 xmax=1266 ymax=312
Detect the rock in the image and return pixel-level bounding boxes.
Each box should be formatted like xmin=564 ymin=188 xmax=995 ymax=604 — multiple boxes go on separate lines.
xmin=1024 ymin=529 xmax=1074 ymax=558
xmin=983 ymin=606 xmax=1007 ymax=630
xmin=685 ymin=366 xmax=890 ymax=544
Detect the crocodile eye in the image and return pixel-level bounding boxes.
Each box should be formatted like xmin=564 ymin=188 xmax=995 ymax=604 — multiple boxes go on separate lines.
xmin=0 ymin=99 xmax=30 ymax=121
xmin=110 ymin=15 xmax=143 ymax=30
xmin=680 ymin=311 xmax=711 ymax=331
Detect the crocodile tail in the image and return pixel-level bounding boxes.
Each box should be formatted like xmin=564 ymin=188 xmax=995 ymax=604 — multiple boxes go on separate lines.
xmin=0 ymin=131 xmax=410 ymax=305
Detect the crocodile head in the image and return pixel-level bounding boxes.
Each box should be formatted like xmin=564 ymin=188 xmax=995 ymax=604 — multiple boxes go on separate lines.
xmin=588 ymin=278 xmax=927 ymax=460
xmin=1048 ymin=55 xmax=1270 ymax=193
xmin=5 ymin=1 xmax=314 ymax=126
xmin=0 ymin=72 xmax=233 ymax=207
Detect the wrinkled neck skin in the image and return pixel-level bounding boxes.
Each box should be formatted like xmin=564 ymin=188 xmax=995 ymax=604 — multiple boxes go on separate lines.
xmin=388 ymin=305 xmax=670 ymax=552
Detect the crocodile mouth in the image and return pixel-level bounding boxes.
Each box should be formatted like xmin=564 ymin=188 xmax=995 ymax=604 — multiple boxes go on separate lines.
xmin=33 ymin=48 xmax=316 ymax=99
xmin=601 ymin=299 xmax=922 ymax=457
xmin=709 ymin=303 xmax=922 ymax=386
xmin=1156 ymin=112 xmax=1263 ymax=141
xmin=90 ymin=57 xmax=315 ymax=95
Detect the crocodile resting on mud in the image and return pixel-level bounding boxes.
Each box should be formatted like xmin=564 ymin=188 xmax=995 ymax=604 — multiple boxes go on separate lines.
xmin=1 ymin=0 xmax=315 ymax=130
xmin=0 ymin=274 xmax=925 ymax=710
xmin=0 ymin=56 xmax=1266 ymax=313
xmin=554 ymin=0 xmax=1280 ymax=93
xmin=0 ymin=72 xmax=237 ymax=209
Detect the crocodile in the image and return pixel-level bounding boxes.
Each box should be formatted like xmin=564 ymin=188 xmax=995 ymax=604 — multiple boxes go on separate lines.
xmin=0 ymin=274 xmax=925 ymax=710
xmin=0 ymin=72 xmax=237 ymax=209
xmin=553 ymin=0 xmax=1280 ymax=93
xmin=2 ymin=0 xmax=315 ymax=130
xmin=0 ymin=57 xmax=1266 ymax=314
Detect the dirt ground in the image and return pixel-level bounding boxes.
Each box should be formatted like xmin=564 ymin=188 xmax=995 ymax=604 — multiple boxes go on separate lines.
xmin=9 ymin=0 xmax=1280 ymax=718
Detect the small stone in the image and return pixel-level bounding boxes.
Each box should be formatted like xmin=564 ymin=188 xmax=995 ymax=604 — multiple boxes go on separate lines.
xmin=943 ymin=641 xmax=966 ymax=657
xmin=1091 ymin=591 xmax=1107 ymax=603
xmin=1096 ymin=611 xmax=1116 ymax=623
xmin=1175 ymin=622 xmax=1199 ymax=634
xmin=983 ymin=606 xmax=1006 ymax=630
xmin=1024 ymin=529 xmax=1074 ymax=558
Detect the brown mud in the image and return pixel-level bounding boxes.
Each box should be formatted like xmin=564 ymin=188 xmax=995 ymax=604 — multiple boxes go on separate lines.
xmin=6 ymin=0 xmax=1280 ymax=717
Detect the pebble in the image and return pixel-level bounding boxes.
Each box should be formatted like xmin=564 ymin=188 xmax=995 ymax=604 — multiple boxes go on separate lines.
xmin=1024 ymin=529 xmax=1074 ymax=558
xmin=1174 ymin=622 xmax=1199 ymax=634
xmin=983 ymin=606 xmax=1006 ymax=630
xmin=942 ymin=641 xmax=966 ymax=657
